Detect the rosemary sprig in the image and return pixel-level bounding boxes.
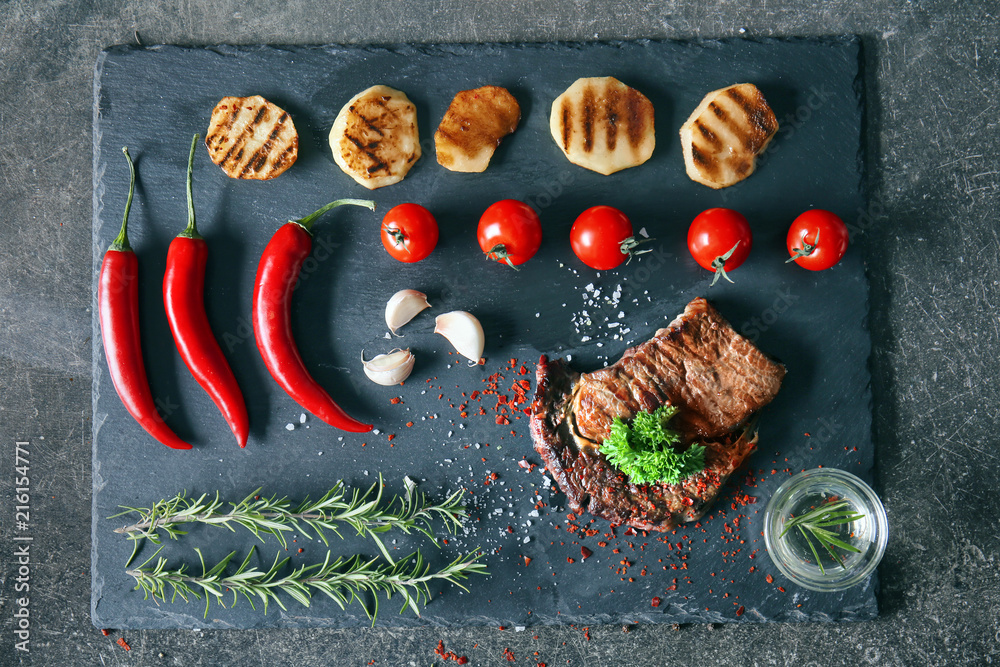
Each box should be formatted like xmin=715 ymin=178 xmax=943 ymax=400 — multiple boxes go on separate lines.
xmin=126 ymin=545 xmax=487 ymax=621
xmin=779 ymin=499 xmax=865 ymax=574
xmin=111 ymin=478 xmax=467 ymax=565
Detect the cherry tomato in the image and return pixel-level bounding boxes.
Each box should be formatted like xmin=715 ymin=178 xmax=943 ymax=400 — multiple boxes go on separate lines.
xmin=570 ymin=206 xmax=648 ymax=270
xmin=786 ymin=209 xmax=849 ymax=271
xmin=381 ymin=203 xmax=439 ymax=263
xmin=687 ymin=208 xmax=752 ymax=286
xmin=477 ymin=199 xmax=542 ymax=269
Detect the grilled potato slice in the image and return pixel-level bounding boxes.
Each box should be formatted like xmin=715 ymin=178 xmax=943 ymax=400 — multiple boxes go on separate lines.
xmin=205 ymin=95 xmax=298 ymax=180
xmin=435 ymin=86 xmax=521 ymax=173
xmin=328 ymin=85 xmax=421 ymax=190
xmin=679 ymin=83 xmax=778 ymax=189
xmin=549 ymin=76 xmax=655 ymax=175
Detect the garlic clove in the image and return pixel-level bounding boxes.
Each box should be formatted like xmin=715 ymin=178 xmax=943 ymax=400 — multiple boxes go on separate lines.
xmin=385 ymin=289 xmax=431 ymax=335
xmin=362 ymin=348 xmax=415 ymax=386
xmin=434 ymin=311 xmax=485 ymax=363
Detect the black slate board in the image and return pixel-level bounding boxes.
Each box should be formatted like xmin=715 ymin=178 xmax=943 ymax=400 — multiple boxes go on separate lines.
xmin=91 ymin=38 xmax=874 ymax=629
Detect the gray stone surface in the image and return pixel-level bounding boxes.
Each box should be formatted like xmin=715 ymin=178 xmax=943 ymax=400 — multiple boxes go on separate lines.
xmin=0 ymin=0 xmax=998 ymax=665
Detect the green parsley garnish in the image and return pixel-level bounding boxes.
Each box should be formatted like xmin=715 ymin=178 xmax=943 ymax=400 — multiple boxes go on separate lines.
xmin=600 ymin=405 xmax=706 ymax=485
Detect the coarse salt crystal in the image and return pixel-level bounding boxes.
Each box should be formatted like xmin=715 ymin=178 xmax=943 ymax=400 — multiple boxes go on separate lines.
xmin=285 ymin=424 xmax=295 ymax=431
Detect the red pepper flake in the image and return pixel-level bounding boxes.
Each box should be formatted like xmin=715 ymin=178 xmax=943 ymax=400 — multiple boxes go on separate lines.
xmin=387 ymin=434 xmax=395 ymax=441
xmin=778 ymin=586 xmax=786 ymax=593
xmin=496 ymin=415 xmax=510 ymax=425
xmin=581 ymin=546 xmax=593 ymax=560
xmin=766 ymin=574 xmax=774 ymax=584
xmin=101 ymin=628 xmax=110 ymax=636
xmin=566 ymin=557 xmax=575 ymax=564
xmin=583 ymin=627 xmax=591 ymax=641
xmin=503 ymin=647 xmax=516 ymax=662
xmin=297 ymin=548 xmax=304 ymax=553
xmin=651 ymin=596 xmax=662 ymax=607
xmin=523 ymin=556 xmax=532 ymax=566
xmin=457 ymin=657 xmax=468 ymax=665
xmin=390 ymin=396 xmax=402 ymax=404
xmin=736 ymin=605 xmax=745 ymax=616
xmin=116 ymin=637 xmax=131 ymax=651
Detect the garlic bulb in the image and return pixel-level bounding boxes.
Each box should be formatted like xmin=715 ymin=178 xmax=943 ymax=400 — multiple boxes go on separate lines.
xmin=385 ymin=289 xmax=431 ymax=335
xmin=362 ymin=348 xmax=415 ymax=385
xmin=434 ymin=311 xmax=485 ymax=363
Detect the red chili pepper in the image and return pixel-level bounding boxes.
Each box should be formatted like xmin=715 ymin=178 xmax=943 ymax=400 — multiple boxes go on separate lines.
xmin=163 ymin=135 xmax=249 ymax=447
xmin=99 ymin=147 xmax=191 ymax=450
xmin=252 ymin=198 xmax=375 ymax=432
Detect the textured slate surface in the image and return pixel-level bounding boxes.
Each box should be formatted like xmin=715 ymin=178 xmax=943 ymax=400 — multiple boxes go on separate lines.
xmin=90 ymin=38 xmax=871 ymax=629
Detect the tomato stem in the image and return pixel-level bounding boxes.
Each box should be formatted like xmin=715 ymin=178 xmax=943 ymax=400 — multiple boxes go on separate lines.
xmin=485 ymin=244 xmax=519 ymax=271
xmin=384 ymin=224 xmax=407 ymax=247
xmin=177 ymin=133 xmax=203 ymax=240
xmin=709 ymin=241 xmax=741 ymax=287
xmin=785 ymin=229 xmax=820 ymax=263
xmin=619 ymin=236 xmax=655 ymax=265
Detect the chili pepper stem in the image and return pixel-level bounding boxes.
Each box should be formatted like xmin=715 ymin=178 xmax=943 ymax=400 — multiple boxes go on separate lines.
xmin=177 ymin=133 xmax=203 ymax=240
xmin=292 ymin=199 xmax=376 ymax=234
xmin=109 ymin=147 xmax=136 ymax=253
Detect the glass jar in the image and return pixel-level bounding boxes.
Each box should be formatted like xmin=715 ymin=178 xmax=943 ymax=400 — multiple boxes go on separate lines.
xmin=763 ymin=468 xmax=888 ymax=592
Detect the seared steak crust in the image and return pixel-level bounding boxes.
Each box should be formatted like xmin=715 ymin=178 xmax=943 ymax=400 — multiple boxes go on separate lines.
xmin=529 ymin=297 xmax=784 ymax=532
xmin=574 ymin=297 xmax=785 ymax=442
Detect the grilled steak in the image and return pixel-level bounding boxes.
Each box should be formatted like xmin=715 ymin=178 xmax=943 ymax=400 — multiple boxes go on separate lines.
xmin=679 ymin=83 xmax=778 ymax=189
xmin=329 ymin=85 xmax=421 ymax=190
xmin=549 ymin=76 xmax=655 ymax=175
xmin=205 ymin=95 xmax=298 ymax=180
xmin=530 ymin=297 xmax=785 ymax=532
xmin=435 ymin=86 xmax=521 ymax=173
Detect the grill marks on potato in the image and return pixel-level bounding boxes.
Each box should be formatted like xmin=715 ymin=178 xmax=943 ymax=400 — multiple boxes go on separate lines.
xmin=329 ymin=85 xmax=421 ymax=190
xmin=205 ymin=96 xmax=298 ymax=180
xmin=550 ymin=76 xmax=655 ymax=175
xmin=435 ymin=86 xmax=521 ymax=173
xmin=680 ymin=83 xmax=778 ymax=189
